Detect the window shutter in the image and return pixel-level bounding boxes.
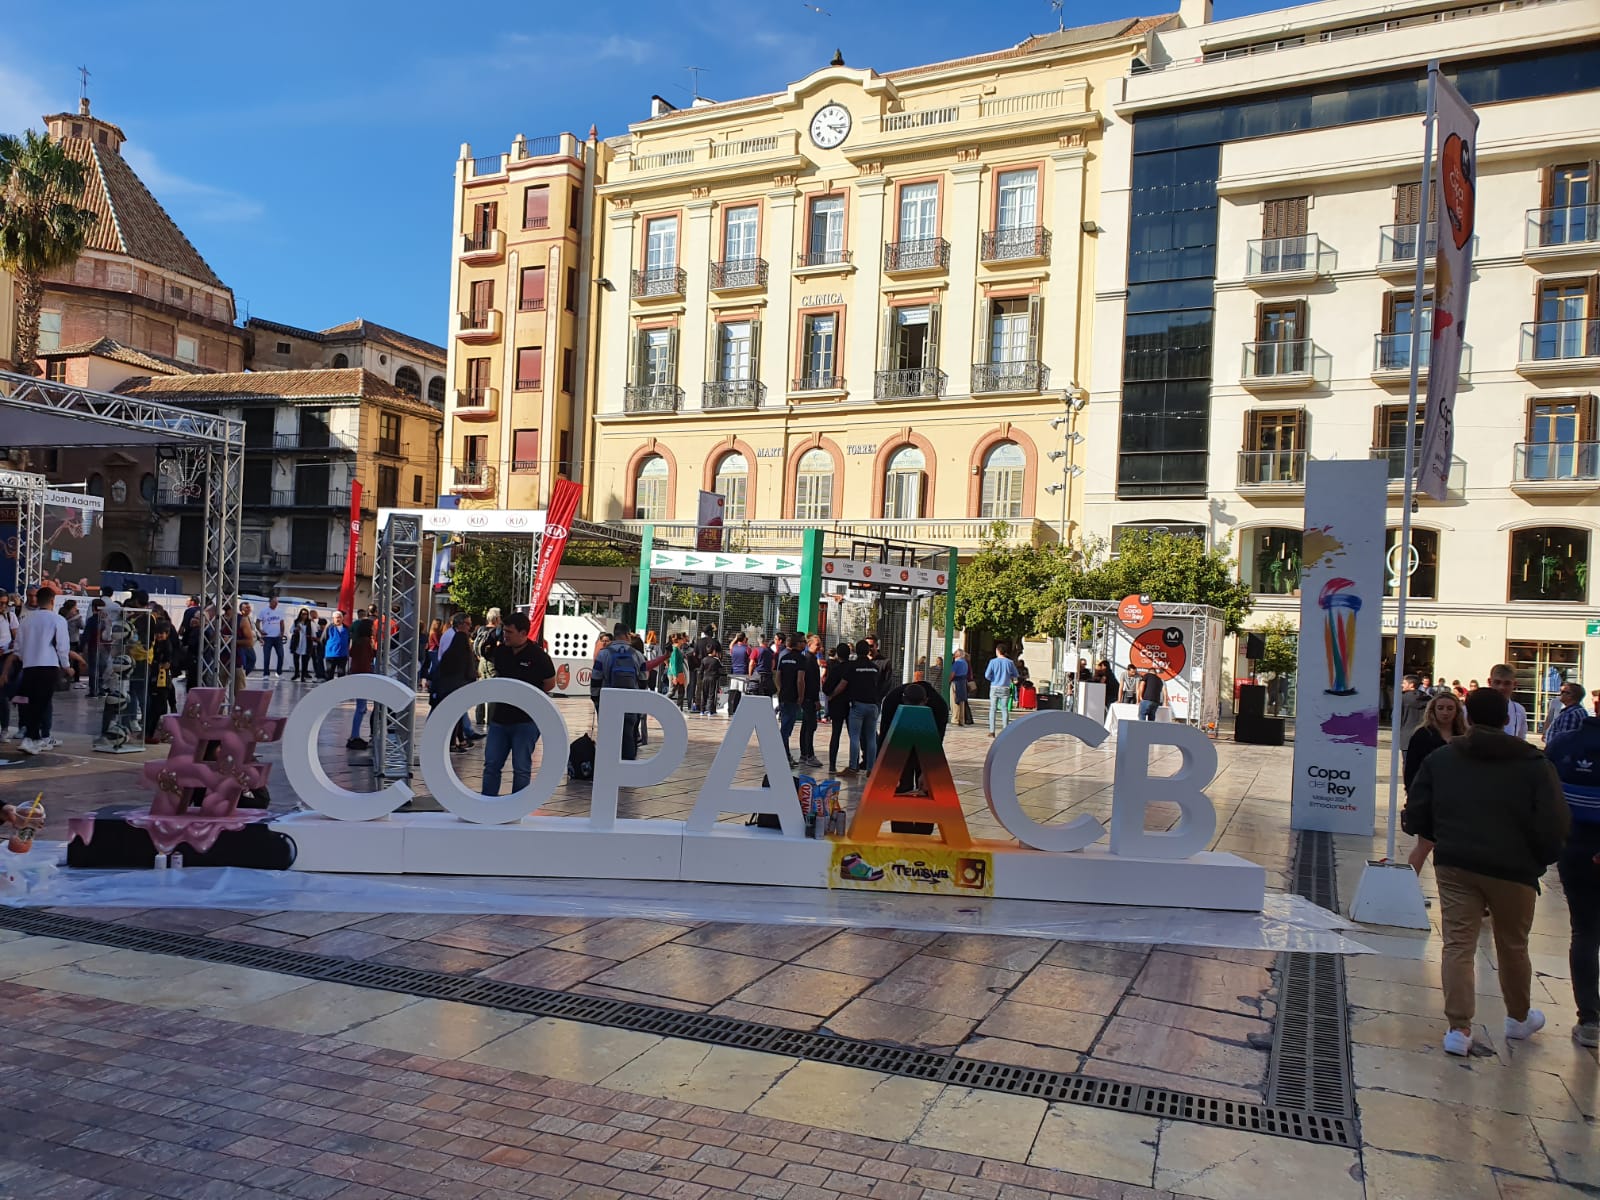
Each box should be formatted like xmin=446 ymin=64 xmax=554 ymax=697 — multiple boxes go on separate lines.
xmin=927 ymin=303 xmax=942 ymax=370
xmin=1293 ymin=408 xmax=1307 ymax=450
xmin=666 ymin=328 xmax=680 ymax=383
xmin=1254 ymin=302 xmax=1269 ymax=340
xmin=1540 ymin=166 xmax=1555 ymax=210
xmin=1242 ymin=410 xmax=1259 ymax=450
xmin=1382 ymin=290 xmax=1397 ymax=333
xmin=1291 ymin=299 xmax=1309 ymax=337
xmin=1026 ymin=295 xmax=1043 ymax=363
xmin=1395 ymin=183 xmax=1418 ymax=225
xmin=915 ymin=470 xmax=927 ymax=519
xmin=1372 ymin=405 xmax=1388 ymax=450
xmin=750 ymin=319 xmax=762 ymax=382
xmin=708 ymin=320 xmax=722 ymax=384
xmin=881 ymin=310 xmax=895 ymax=372
xmin=977 ymin=301 xmax=992 ymax=364
xmin=1580 ymin=393 xmax=1598 ymax=441
xmin=628 ymin=329 xmax=643 ymax=387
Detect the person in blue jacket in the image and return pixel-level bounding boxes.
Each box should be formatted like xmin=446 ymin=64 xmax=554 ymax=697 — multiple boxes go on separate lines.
xmin=1547 ymin=704 xmax=1600 ymax=1048
xmin=322 ymin=610 xmax=351 ymax=677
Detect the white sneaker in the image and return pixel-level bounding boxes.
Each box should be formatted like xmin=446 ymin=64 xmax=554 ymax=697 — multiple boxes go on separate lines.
xmin=1574 ymin=1022 xmax=1599 ymax=1048
xmin=41 ymin=737 xmax=57 ymax=750
xmin=1505 ymin=1010 xmax=1546 ymax=1040
xmin=17 ymin=738 xmax=39 ymax=756
xmin=1442 ymin=1028 xmax=1473 ymax=1056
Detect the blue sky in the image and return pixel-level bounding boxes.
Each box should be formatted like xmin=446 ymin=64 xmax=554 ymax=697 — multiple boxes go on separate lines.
xmin=7 ymin=0 xmax=1273 ymax=347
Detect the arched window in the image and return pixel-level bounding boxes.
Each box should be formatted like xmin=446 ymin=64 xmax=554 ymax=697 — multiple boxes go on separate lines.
xmin=105 ymin=551 xmax=133 ymax=573
xmin=427 ymin=375 xmax=445 ymax=405
xmin=634 ymin=454 xmax=669 ymax=521
xmin=883 ymin=445 xmax=925 ymax=519
xmin=713 ymin=452 xmax=749 ymax=521
xmin=978 ymin=441 xmax=1024 ymax=520
xmin=85 ymin=473 xmax=105 ymax=497
xmin=331 ymin=352 xmax=349 ymax=368
xmin=1509 ymin=526 xmax=1589 ymax=602
xmin=394 ymin=366 xmax=421 ymax=398
xmin=794 ymin=448 xmax=834 ymax=521
xmin=1245 ymin=527 xmax=1303 ymax=595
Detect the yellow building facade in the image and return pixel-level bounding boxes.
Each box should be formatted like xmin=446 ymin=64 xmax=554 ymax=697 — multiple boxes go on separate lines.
xmin=588 ymin=20 xmax=1172 ymax=550
xmin=442 ymin=131 xmax=603 ymax=511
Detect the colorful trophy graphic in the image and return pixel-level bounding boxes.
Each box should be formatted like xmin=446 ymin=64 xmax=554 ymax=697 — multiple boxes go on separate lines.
xmin=1320 ymin=577 xmax=1361 ymax=697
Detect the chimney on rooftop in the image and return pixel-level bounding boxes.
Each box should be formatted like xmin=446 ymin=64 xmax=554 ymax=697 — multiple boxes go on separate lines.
xmin=1178 ymin=0 xmax=1213 ymax=28
xmin=650 ymin=94 xmax=677 ymax=119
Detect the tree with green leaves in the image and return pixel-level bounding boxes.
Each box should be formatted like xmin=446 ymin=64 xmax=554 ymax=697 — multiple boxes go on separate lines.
xmin=952 ymin=523 xmax=1080 ymax=644
xmin=1252 ymin=613 xmax=1299 ymax=676
xmin=446 ymin=541 xmax=517 ymax=619
xmin=0 ymin=130 xmax=98 ymax=374
xmin=1073 ymin=529 xmax=1255 ymax=635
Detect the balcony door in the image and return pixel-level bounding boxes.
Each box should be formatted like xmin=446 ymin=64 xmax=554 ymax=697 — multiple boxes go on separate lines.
xmin=723 ymin=205 xmax=758 ymax=262
xmin=1380 ymin=290 xmax=1432 ymax=371
xmin=290 ymin=518 xmax=329 ymax=573
xmin=807 ymin=196 xmax=844 ymax=263
xmin=718 ymin=320 xmax=755 ymax=382
xmin=1526 ymin=395 xmax=1595 ymax=480
xmin=1256 ymin=301 xmax=1307 ymax=374
xmin=988 ymin=298 xmax=1032 ymax=365
xmin=891 ymin=304 xmax=938 ymax=371
xmin=1242 ymin=409 xmax=1305 ymax=485
xmin=466 ymin=356 xmax=491 ymax=402
xmin=1373 ymin=403 xmax=1422 ymax=479
xmin=645 ymin=217 xmax=678 ymax=274
xmin=883 ymin=446 xmax=926 ymax=520
xmin=1542 ymin=162 xmax=1594 ymax=246
xmin=1262 ymin=195 xmax=1309 ymax=271
xmin=996 ymin=169 xmax=1037 ymax=233
xmin=641 ymin=328 xmax=677 ymax=387
xmin=898 ymin=182 xmax=938 ymax=243
xmin=468 ymin=279 xmax=493 ymax=324
xmin=801 ymin=313 xmax=838 ymax=384
xmin=1537 ymin=280 xmax=1594 ymax=359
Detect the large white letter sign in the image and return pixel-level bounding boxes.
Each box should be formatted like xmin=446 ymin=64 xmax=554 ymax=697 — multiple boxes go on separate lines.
xmin=983 ymin=711 xmax=1108 ymax=852
xmin=688 ymin=695 xmax=803 ymax=836
xmin=1109 ymin=720 xmax=1219 ymax=859
xmin=280 ymin=673 xmax=414 ymax=821
xmin=590 ymin=688 xmax=688 ymax=830
xmin=419 ymin=678 xmax=570 ymax=824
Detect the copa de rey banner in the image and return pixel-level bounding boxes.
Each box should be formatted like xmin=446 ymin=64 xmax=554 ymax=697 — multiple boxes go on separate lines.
xmin=1416 ymin=72 xmax=1479 ymax=502
xmin=1291 ymin=459 xmax=1388 ymax=836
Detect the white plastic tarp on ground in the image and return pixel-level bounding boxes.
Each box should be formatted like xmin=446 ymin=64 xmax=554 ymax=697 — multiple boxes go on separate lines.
xmin=3 ymin=845 xmax=1372 ymax=955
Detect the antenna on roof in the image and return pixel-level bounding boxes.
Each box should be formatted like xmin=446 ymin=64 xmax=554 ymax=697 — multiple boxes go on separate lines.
xmin=1050 ymin=0 xmax=1065 ymax=31
xmin=685 ymin=66 xmax=710 ymax=101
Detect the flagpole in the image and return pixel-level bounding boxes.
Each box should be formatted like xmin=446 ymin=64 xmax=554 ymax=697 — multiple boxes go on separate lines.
xmin=1383 ymin=61 xmax=1437 ymax=866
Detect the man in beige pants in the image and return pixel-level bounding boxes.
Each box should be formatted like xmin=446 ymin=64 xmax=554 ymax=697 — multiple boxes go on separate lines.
xmin=1404 ymin=686 xmax=1569 ymax=1055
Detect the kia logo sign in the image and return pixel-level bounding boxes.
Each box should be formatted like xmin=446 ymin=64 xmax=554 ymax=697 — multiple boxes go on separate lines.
xmin=544 ymin=523 xmax=570 ymax=540
xmin=824 ymin=562 xmax=835 ymax=574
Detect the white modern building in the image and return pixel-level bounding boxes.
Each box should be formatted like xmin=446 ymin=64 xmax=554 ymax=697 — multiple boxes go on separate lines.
xmin=1083 ymin=0 xmax=1600 ymax=724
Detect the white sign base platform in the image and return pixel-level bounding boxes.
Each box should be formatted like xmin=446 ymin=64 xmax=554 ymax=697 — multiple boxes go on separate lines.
xmin=1348 ymin=860 xmax=1431 ymax=930
xmin=270 ymin=812 xmax=1267 ymax=911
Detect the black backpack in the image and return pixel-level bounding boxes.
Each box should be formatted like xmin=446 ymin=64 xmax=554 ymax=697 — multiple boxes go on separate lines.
xmin=567 ymin=734 xmax=596 ymax=781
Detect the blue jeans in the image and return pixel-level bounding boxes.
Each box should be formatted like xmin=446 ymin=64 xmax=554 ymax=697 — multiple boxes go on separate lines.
xmin=351 ymin=698 xmax=369 ymax=741
xmin=779 ymin=701 xmax=801 ymax=757
xmin=847 ymin=701 xmax=878 ymax=772
xmin=239 ymin=645 xmax=257 ymax=674
xmin=988 ymin=684 xmax=1012 ymax=734
xmin=483 ymin=721 xmax=541 ymax=795
xmin=261 ymin=636 xmax=284 ymax=674
xmin=1138 ymin=699 xmax=1158 ymax=720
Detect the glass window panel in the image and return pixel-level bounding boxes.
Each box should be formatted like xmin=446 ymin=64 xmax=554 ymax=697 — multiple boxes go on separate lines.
xmin=724 ymin=206 xmax=759 ymax=260
xmin=898 ymin=182 xmax=938 ymax=241
xmin=996 ymin=170 xmax=1038 ymax=231
xmin=645 ymin=217 xmax=678 ymax=271
xmin=719 ymin=321 xmax=752 ymax=382
xmin=1385 ymin=527 xmax=1439 ymax=600
xmin=1509 ymin=527 xmax=1589 ymax=603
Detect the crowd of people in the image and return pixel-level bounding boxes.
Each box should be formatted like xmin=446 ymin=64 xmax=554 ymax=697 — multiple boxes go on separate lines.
xmin=1396 ymin=660 xmax=1599 ymax=1054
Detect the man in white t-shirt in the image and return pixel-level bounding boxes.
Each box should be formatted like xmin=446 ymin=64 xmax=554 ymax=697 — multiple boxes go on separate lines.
xmin=16 ymin=585 xmax=70 ymax=754
xmin=256 ymin=595 xmax=286 ymax=678
xmin=1488 ymin=663 xmax=1529 ymax=739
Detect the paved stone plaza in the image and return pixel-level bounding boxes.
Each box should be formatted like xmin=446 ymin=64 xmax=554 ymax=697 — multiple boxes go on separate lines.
xmin=1 ymin=680 xmax=1594 ymax=1198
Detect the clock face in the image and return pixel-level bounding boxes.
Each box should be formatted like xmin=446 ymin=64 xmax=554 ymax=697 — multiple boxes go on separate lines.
xmin=809 ymin=103 xmax=852 ymax=149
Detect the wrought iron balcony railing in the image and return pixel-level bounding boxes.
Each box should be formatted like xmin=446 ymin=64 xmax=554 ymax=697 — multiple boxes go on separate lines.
xmin=702 ymin=379 xmax=765 ymax=410
xmin=791 ymin=373 xmax=846 ymax=393
xmin=971 ymin=360 xmax=1048 ymax=394
xmin=709 ymin=258 xmax=769 ymax=289
xmin=883 ymin=238 xmax=950 ymax=272
xmin=874 ymin=367 xmax=947 ymax=400
xmin=623 ymin=383 xmax=684 ymax=413
xmin=631 ymin=267 xmax=687 ymax=299
xmin=797 ymin=248 xmax=851 ymax=268
xmin=981 ymin=226 xmax=1052 ymax=262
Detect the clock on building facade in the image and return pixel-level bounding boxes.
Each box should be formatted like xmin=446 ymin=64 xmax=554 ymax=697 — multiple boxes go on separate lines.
xmin=809 ymin=103 xmax=852 ymax=149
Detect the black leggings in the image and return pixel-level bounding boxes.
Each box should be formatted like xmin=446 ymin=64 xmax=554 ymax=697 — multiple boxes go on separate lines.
xmin=828 ymin=700 xmax=848 ymax=770
xmin=292 ymin=653 xmax=311 ymax=678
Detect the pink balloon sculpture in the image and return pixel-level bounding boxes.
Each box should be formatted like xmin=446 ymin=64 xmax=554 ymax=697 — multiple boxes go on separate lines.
xmin=141 ymin=688 xmax=286 ymax=818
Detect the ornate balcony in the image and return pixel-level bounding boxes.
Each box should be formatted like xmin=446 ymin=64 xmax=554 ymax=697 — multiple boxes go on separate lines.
xmin=981 ymin=226 xmax=1052 ymax=263
xmin=623 ymin=383 xmax=684 ymax=413
xmin=709 ymin=258 xmax=769 ymax=291
xmin=874 ymin=368 xmax=947 ymax=400
xmin=630 ymin=266 xmax=687 ymax=300
xmin=791 ymin=373 xmax=846 ymax=394
xmin=883 ymin=238 xmax=950 ymax=274
xmin=971 ymin=360 xmax=1048 ymax=394
xmin=796 ymin=248 xmax=852 ymax=270
xmin=702 ymin=379 xmax=764 ymax=410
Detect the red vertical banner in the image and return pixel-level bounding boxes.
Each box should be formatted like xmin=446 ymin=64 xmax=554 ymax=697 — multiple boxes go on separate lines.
xmin=528 ymin=479 xmax=583 ymax=641
xmin=338 ymin=481 xmax=362 ymax=617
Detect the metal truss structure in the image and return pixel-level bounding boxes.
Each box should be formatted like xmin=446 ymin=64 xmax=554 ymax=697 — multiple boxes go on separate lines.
xmin=1060 ymin=598 xmax=1224 ymax=729
xmin=0 ymin=370 xmax=243 ymax=697
xmin=372 ymin=512 xmax=424 ymax=784
xmin=0 ymin=469 xmax=50 ymax=590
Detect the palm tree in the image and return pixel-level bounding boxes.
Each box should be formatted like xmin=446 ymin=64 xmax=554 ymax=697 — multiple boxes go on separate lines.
xmin=0 ymin=129 xmax=98 ymax=375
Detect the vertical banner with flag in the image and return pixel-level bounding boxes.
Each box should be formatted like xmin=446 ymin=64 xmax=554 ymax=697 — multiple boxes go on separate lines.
xmin=338 ymin=481 xmax=362 ymax=616
xmin=696 ymin=490 xmax=725 ymax=551
xmin=1416 ymin=71 xmax=1478 ymax=501
xmin=528 ymin=479 xmax=583 ymax=641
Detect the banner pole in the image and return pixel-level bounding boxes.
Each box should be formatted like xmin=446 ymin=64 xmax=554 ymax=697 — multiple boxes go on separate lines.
xmin=1383 ymin=62 xmax=1438 ymax=866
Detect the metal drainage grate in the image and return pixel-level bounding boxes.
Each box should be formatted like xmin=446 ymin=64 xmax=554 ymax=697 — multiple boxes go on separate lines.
xmin=1268 ymin=829 xmax=1357 ymax=1122
xmin=0 ymin=905 xmax=1356 ymax=1148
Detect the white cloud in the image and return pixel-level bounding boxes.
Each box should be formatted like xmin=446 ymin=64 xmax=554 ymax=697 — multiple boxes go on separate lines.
xmin=121 ymin=144 xmax=264 ymax=225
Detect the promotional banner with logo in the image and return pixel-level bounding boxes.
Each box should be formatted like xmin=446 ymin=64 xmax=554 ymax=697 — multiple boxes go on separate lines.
xmin=1416 ymin=71 xmax=1478 ymax=502
xmin=338 ymin=481 xmax=362 ymax=617
xmin=527 ymin=479 xmax=583 ymax=641
xmin=1291 ymin=459 xmax=1388 ymax=834
xmin=695 ymin=490 xmax=725 ymax=551
xmin=830 ymin=842 xmax=994 ymax=897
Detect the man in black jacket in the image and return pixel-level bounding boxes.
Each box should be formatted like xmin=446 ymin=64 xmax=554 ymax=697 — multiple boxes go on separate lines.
xmin=1404 ymin=687 xmax=1570 ymax=1057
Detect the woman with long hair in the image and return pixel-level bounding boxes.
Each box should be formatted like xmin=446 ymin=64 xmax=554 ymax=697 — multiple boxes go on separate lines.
xmin=825 ymin=642 xmax=853 ymax=774
xmin=422 ymin=618 xmax=445 ymax=686
xmin=1404 ymin=690 xmax=1468 ymax=872
xmin=289 ymin=609 xmax=315 ymax=680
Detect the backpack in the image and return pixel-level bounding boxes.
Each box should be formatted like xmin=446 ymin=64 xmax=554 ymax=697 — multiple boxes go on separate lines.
xmin=567 ymin=734 xmax=596 ymax=781
xmin=602 ymin=642 xmax=640 ymax=688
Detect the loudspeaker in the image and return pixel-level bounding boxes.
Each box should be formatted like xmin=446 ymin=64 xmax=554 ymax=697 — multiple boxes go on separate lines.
xmin=1245 ymin=632 xmax=1266 ymax=660
xmin=1234 ymin=713 xmax=1285 ymax=746
xmin=1237 ymin=683 xmax=1266 ymax=719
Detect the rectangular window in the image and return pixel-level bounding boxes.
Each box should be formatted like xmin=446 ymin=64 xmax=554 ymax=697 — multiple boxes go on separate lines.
xmin=719 ymin=321 xmax=754 ymax=382
xmin=175 ymin=335 xmax=197 ymax=363
xmin=800 ymin=313 xmax=839 ymax=385
xmin=645 ymin=216 xmax=678 ymax=272
xmin=378 ymin=412 xmax=401 ymax=456
xmin=512 ymin=429 xmax=539 ymax=472
xmin=243 ymin=409 xmax=275 ymax=449
xmin=523 ymin=185 xmax=550 ymax=229
xmin=1534 ymin=278 xmax=1597 ymax=359
xmin=299 ymin=408 xmax=331 ymax=449
xmin=570 ymin=184 xmax=581 ymax=230
xmin=243 ymin=458 xmax=272 ymax=506
xmin=469 ymin=201 xmax=498 ymax=250
xmin=289 ymin=517 xmax=329 ymax=573
xmin=996 ymin=169 xmax=1038 ymax=232
xmin=412 ymin=475 xmax=423 ymax=503
xmin=463 ymin=435 xmax=488 ymax=465
xmin=519 ymin=266 xmax=546 ymax=311
xmin=38 ymin=311 xmax=62 ymax=353
xmin=1378 ymin=290 xmax=1433 ymax=370
xmin=1252 ymin=301 xmax=1308 ymax=376
xmin=1241 ymin=408 xmax=1306 ymax=485
xmin=724 ymin=205 xmax=759 ymax=261
xmin=805 ymin=195 xmax=845 ymax=265
xmin=1262 ymin=196 xmax=1308 ymax=238
xmin=897 ymin=182 xmax=938 ymax=242
xmin=1524 ymin=394 xmax=1597 ymax=480
xmin=561 ymin=347 xmax=575 ymax=394
xmin=988 ymin=298 xmax=1031 ymax=363
xmin=794 ymin=466 xmax=833 ymax=522
xmin=517 ymin=346 xmax=543 ymax=390
xmin=276 ymin=340 xmax=291 ymax=355
xmin=468 ymin=278 xmax=494 ymax=323
xmin=1373 ymin=402 xmax=1422 ymax=479
xmin=642 ymin=329 xmax=675 ymax=385
xmin=466 ymin=356 xmax=492 ymax=401
xmin=1541 ymin=162 xmax=1595 ymax=246
xmin=45 ymin=359 xmax=66 ymax=382
xmin=558 ymin=430 xmax=572 ymax=476
xmin=376 ymin=465 xmax=399 ymax=509
xmin=565 ymin=266 xmax=577 ymax=312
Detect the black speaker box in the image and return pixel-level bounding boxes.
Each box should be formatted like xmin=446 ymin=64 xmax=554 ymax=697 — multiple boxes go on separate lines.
xmin=1234 ymin=713 xmax=1285 ymax=746
xmin=1237 ymin=683 xmax=1267 ymax=719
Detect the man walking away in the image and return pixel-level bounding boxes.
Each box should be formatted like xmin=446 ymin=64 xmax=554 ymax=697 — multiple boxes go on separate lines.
xmin=842 ymin=640 xmax=882 ymax=776
xmin=83 ymin=598 xmax=104 ymax=698
xmin=1138 ymin=666 xmax=1166 ymax=721
xmin=798 ymin=635 xmax=823 ymax=768
xmin=950 ymin=648 xmax=972 ymax=725
xmin=257 ymin=594 xmax=286 ymax=678
xmin=600 ymin=624 xmax=647 ymax=759
xmin=777 ymin=634 xmax=803 ymax=763
xmin=1398 ymin=674 xmax=1425 ymax=746
xmin=696 ymin=644 xmax=727 ymax=717
xmin=985 ymin=644 xmax=1019 ymax=737
xmin=15 ymin=586 xmax=69 ymax=754
xmin=482 ymin=612 xmax=557 ymax=796
xmin=1403 ymin=687 xmax=1569 ymax=1056
xmin=1546 ymin=699 xmax=1600 ymax=1047
xmin=1488 ymin=663 xmax=1529 ymax=739
xmin=345 ymin=608 xmax=378 ymax=749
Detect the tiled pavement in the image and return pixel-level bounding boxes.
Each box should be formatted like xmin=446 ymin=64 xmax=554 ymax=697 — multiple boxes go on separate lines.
xmin=3 ymin=679 xmax=1596 ymax=1197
